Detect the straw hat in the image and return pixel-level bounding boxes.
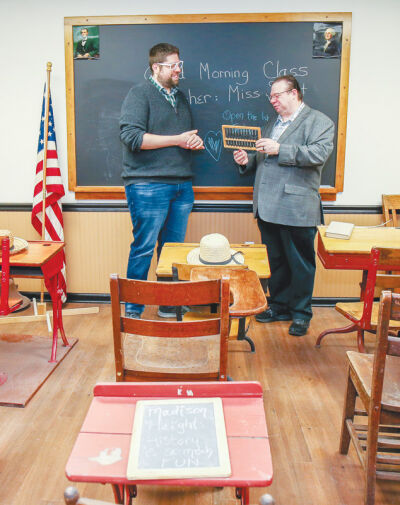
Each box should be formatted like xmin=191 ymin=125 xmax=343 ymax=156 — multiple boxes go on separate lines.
xmin=187 ymin=233 xmax=245 ymax=266
xmin=0 ymin=230 xmax=28 ymax=256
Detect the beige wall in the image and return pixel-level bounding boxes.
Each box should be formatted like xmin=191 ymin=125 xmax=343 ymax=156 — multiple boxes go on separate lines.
xmin=0 ymin=210 xmax=382 ymax=298
xmin=2 ymin=1 xmax=400 ymax=205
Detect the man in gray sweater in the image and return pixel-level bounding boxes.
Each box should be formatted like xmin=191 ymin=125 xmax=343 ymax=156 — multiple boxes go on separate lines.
xmin=120 ymin=42 xmax=203 ymax=319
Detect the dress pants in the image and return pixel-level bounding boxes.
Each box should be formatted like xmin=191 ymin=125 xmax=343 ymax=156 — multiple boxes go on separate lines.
xmin=257 ymin=219 xmax=317 ymax=321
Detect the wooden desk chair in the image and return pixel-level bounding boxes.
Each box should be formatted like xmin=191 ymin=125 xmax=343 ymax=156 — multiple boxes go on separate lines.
xmin=382 ymin=194 xmax=400 ymax=227
xmin=316 ymin=247 xmax=400 ymax=352
xmin=65 ymin=487 xmax=276 ymax=505
xmin=172 ymin=263 xmax=249 ymax=338
xmin=110 ymin=274 xmax=230 ymax=381
xmin=339 ymin=291 xmax=400 ymax=505
xmin=173 ymin=264 xmax=267 ymax=353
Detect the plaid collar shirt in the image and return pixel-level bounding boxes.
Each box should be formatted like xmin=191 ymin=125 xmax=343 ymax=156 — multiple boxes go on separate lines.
xmin=149 ymin=76 xmax=178 ymax=109
xmin=270 ymin=102 xmax=305 ymax=141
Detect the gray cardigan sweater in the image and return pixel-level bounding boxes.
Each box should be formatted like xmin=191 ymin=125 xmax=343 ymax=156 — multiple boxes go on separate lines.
xmin=120 ymin=81 xmax=194 ymax=185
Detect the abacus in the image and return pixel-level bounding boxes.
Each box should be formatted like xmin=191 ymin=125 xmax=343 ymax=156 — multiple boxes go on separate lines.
xmin=221 ymin=125 xmax=261 ymax=150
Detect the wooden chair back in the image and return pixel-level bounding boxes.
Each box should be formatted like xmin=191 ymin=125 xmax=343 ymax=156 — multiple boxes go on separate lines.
xmin=110 ymin=274 xmax=230 ymax=382
xmin=373 ymin=291 xmax=400 ymax=397
xmin=382 ymin=194 xmax=400 ymax=227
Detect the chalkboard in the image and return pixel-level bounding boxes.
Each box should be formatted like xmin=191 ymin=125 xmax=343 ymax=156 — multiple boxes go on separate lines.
xmin=64 ymin=13 xmax=351 ymax=200
xmin=127 ymin=398 xmax=231 ymax=480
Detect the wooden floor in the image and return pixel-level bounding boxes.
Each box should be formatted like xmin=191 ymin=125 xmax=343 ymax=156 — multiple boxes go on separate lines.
xmin=1 ymin=305 xmax=400 ymax=505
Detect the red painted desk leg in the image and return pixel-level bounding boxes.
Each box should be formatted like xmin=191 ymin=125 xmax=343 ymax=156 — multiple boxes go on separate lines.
xmin=126 ymin=484 xmax=137 ymax=505
xmin=315 ymin=323 xmax=358 ymax=349
xmin=357 ymin=329 xmax=366 ymax=353
xmin=56 ymin=273 xmax=68 ymax=346
xmin=236 ymin=487 xmax=250 ymax=505
xmin=111 ymin=483 xmax=125 ymax=504
xmin=0 ymin=237 xmax=11 ymax=316
xmin=315 ymin=269 xmax=369 ymax=352
xmin=48 ymin=273 xmax=69 ymax=363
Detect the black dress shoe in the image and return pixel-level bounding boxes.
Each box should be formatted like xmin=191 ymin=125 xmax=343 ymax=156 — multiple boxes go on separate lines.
xmin=289 ymin=319 xmax=310 ymax=337
xmin=255 ymin=308 xmax=292 ymax=323
xmin=157 ymin=305 xmax=190 ymax=318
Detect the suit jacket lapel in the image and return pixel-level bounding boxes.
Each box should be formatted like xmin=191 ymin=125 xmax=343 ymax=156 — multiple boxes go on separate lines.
xmin=276 ymin=104 xmax=311 ymax=143
xmin=262 ymin=121 xmax=274 ymax=138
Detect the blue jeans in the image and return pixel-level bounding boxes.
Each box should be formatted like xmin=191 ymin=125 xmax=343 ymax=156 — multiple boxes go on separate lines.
xmin=125 ymin=181 xmax=194 ymax=314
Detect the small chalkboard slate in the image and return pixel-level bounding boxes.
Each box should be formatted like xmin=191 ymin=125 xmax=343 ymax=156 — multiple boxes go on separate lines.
xmin=127 ymin=398 xmax=231 ymax=480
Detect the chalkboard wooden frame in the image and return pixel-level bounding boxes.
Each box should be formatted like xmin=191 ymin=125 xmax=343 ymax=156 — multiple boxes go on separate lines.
xmin=64 ymin=13 xmax=351 ymax=201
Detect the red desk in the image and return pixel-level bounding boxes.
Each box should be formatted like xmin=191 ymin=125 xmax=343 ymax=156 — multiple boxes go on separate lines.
xmin=66 ymin=382 xmax=273 ymax=505
xmin=0 ymin=240 xmax=68 ymax=362
xmin=316 ymin=226 xmax=400 ymax=351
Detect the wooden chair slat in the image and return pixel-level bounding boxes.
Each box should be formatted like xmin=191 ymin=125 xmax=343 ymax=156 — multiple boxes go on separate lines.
xmin=121 ymin=317 xmax=220 ymax=337
xmin=117 ymin=277 xmax=221 ymax=305
xmin=376 ymin=274 xmax=400 ymax=289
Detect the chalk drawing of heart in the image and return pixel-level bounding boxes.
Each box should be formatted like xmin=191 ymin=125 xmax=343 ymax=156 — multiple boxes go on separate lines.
xmin=204 ymin=130 xmax=222 ymax=162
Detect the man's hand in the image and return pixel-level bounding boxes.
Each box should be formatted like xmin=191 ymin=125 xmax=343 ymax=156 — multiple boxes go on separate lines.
xmin=233 ymin=149 xmax=248 ymax=165
xmin=177 ymin=130 xmax=204 ymax=150
xmin=256 ymin=138 xmax=280 ymax=155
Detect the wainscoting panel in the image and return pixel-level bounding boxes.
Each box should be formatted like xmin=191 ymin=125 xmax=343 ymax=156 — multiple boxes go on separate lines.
xmin=0 ymin=209 xmax=383 ymax=299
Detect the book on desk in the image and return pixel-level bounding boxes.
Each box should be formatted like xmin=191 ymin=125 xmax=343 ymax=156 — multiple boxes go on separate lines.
xmin=325 ymin=221 xmax=355 ymax=240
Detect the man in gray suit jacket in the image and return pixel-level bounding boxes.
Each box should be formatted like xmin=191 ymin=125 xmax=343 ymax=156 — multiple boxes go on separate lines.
xmin=234 ymin=75 xmax=334 ymax=336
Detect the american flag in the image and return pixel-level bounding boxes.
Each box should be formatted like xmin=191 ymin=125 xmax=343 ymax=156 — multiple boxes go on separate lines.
xmin=32 ymin=85 xmax=67 ymax=302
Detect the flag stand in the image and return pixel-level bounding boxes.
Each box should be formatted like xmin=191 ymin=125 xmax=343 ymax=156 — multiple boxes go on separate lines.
xmin=0 ymin=63 xmax=99 ymax=328
xmin=38 ymin=62 xmax=99 ymax=325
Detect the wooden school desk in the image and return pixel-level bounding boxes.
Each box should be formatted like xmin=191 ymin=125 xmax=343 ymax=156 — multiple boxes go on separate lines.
xmin=66 ymin=381 xmax=273 ymax=505
xmin=0 ymin=240 xmax=68 ymax=362
xmin=156 ymin=243 xmax=270 ymax=280
xmin=156 ymin=243 xmax=270 ymax=352
xmin=316 ymin=226 xmax=400 ymax=349
xmin=189 ymin=267 xmax=268 ymax=318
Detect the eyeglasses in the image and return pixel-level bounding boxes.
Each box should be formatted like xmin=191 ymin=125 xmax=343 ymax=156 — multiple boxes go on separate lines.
xmin=267 ymin=89 xmax=293 ymax=102
xmin=157 ymin=60 xmax=184 ymax=71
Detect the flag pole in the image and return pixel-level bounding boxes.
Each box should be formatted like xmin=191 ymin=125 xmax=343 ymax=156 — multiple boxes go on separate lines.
xmin=41 ymin=62 xmax=52 ymax=240
xmin=39 ymin=62 xmax=52 ymax=306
